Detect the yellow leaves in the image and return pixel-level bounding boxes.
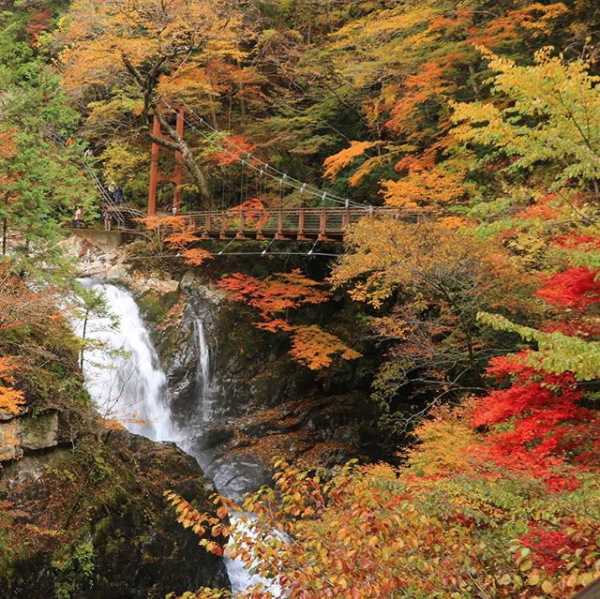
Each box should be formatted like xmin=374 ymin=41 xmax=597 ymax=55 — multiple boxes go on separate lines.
xmin=157 ymin=66 xmax=213 ymax=102
xmin=289 ymin=325 xmax=361 ymax=371
xmin=164 ymin=490 xmax=228 ymax=555
xmin=59 ymin=0 xmax=241 ymax=108
xmin=382 ymin=168 xmax=465 ymax=208
xmin=322 ymin=141 xmax=379 ymax=182
xmin=407 ymin=406 xmax=479 ymax=476
xmin=519 ymin=3 xmax=569 ymax=35
xmin=437 ymin=216 xmax=475 ymax=229
xmin=331 ymin=219 xmax=483 ymax=307
xmin=451 ymin=47 xmax=600 ymax=187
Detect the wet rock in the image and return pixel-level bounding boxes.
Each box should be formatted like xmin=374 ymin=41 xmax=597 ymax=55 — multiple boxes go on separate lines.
xmin=190 ymin=424 xmax=235 ymax=452
xmin=207 ymin=455 xmax=273 ymax=502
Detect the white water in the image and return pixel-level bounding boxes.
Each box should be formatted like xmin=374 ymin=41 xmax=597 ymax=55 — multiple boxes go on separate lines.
xmin=75 ymin=283 xmax=176 ymax=442
xmin=196 ymin=317 xmax=215 ymax=422
xmin=77 ymin=282 xmax=276 ymax=594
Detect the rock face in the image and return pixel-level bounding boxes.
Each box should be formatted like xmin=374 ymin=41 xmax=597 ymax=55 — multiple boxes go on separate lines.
xmin=0 ymin=428 xmax=230 ymax=599
xmin=139 ymin=270 xmax=381 ymax=500
xmin=0 ymin=409 xmax=61 ymax=461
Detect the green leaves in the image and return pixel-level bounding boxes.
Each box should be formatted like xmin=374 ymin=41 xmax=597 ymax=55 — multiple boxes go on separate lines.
xmin=452 ymin=49 xmax=600 ymax=193
xmin=477 ymin=312 xmax=600 ymax=381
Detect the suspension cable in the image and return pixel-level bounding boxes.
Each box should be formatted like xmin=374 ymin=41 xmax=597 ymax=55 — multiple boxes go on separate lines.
xmin=162 ymin=102 xmax=369 ymax=210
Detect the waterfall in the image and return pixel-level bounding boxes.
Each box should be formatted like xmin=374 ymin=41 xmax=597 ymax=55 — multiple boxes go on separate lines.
xmin=76 ymin=282 xmax=277 ymax=595
xmin=195 ymin=317 xmax=214 ymax=422
xmin=76 ymin=282 xmax=176 ymax=442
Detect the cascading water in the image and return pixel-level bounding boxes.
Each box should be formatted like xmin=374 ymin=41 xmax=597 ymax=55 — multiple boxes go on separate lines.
xmin=76 ymin=282 xmax=176 ymax=442
xmin=77 ymin=281 xmax=277 ymax=595
xmin=195 ymin=317 xmax=215 ymax=422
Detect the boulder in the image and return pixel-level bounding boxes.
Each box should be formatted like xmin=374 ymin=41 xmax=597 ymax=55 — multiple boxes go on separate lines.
xmin=0 ymin=429 xmax=230 ymax=598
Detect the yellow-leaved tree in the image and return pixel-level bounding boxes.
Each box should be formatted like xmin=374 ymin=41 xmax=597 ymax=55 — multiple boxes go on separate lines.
xmin=57 ymin=0 xmax=243 ymax=198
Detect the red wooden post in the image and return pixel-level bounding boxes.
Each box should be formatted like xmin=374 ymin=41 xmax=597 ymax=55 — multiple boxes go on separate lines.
xmin=256 ymin=210 xmax=266 ymax=240
xmin=297 ymin=209 xmax=306 ymax=241
xmin=236 ymin=208 xmax=246 ymax=240
xmin=276 ymin=209 xmax=285 ymax=240
xmin=148 ymin=115 xmax=161 ymax=217
xmin=202 ymin=213 xmax=212 ymax=240
xmin=220 ymin=211 xmax=228 ymax=239
xmin=318 ymin=209 xmax=328 ymax=241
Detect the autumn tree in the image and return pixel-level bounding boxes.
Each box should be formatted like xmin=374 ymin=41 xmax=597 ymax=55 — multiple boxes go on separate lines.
xmin=57 ymin=0 xmax=243 ymax=200
xmin=451 ymin=47 xmax=600 ymax=202
xmin=330 ymin=218 xmax=534 ymax=426
xmin=138 ymin=215 xmax=212 ymax=266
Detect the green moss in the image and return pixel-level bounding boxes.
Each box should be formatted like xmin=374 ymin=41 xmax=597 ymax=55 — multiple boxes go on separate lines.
xmin=137 ymin=289 xmax=179 ymax=325
xmin=52 ymin=541 xmax=96 ymax=599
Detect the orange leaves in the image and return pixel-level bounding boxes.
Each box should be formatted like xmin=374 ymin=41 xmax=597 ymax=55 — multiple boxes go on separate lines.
xmin=218 ymin=270 xmax=329 ymax=321
xmin=164 ymin=490 xmax=228 ymax=556
xmin=219 ymin=271 xmax=360 ymax=370
xmin=322 ymin=141 xmax=379 ymax=182
xmin=140 ymin=215 xmax=189 ymax=231
xmin=209 ymin=136 xmax=257 ymax=167
xmin=0 ymin=357 xmax=25 ymax=416
xmin=139 ymin=215 xmax=212 ymax=266
xmin=289 ymin=326 xmax=361 ymax=371
xmin=181 ymin=248 xmax=212 ymax=267
xmin=386 ymin=60 xmax=452 ymax=137
xmin=469 ymin=2 xmax=569 ymax=47
xmin=382 ymin=168 xmax=465 ymax=208
xmin=0 ymin=130 xmax=17 ymax=160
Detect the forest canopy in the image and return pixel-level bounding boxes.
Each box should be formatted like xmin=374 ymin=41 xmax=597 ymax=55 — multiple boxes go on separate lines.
xmin=1 ymin=0 xmax=600 ymax=598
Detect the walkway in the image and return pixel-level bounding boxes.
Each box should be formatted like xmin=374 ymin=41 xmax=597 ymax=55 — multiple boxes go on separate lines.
xmin=108 ymin=205 xmax=424 ymax=242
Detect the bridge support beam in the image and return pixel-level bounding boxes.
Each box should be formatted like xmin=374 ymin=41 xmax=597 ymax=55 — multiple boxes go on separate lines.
xmin=148 ymin=108 xmax=185 ymax=217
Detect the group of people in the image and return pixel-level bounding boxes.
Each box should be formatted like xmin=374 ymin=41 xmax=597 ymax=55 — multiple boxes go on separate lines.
xmin=73 ymin=180 xmax=126 ymax=231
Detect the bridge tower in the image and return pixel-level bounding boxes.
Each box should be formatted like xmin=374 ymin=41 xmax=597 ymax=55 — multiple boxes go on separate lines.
xmin=148 ymin=108 xmax=185 ymax=216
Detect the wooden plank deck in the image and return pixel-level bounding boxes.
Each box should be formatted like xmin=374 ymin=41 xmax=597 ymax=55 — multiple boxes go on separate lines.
xmin=186 ymin=207 xmax=422 ymax=241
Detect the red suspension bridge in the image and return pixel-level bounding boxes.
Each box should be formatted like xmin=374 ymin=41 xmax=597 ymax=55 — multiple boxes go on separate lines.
xmin=67 ymin=106 xmax=429 ymax=254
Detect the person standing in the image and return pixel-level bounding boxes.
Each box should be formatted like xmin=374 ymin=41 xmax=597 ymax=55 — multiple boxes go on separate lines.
xmin=103 ymin=208 xmax=112 ymax=231
xmin=113 ymin=186 xmax=124 ymax=205
xmin=74 ymin=205 xmax=83 ymax=229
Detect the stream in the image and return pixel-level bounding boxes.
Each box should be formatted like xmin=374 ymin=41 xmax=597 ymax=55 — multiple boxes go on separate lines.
xmin=75 ymin=281 xmax=277 ymax=594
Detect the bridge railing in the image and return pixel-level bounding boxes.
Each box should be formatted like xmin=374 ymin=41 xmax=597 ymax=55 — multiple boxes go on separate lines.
xmin=185 ymin=207 xmax=423 ymax=241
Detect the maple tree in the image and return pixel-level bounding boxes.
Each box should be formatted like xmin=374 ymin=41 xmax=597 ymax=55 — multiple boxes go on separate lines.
xmin=0 ymin=357 xmax=25 ymax=416
xmin=219 ymin=271 xmax=360 ymax=370
xmin=138 ymin=215 xmax=212 ymax=266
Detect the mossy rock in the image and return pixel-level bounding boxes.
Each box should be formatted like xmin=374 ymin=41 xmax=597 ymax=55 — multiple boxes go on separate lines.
xmin=0 ymin=430 xmax=230 ymax=598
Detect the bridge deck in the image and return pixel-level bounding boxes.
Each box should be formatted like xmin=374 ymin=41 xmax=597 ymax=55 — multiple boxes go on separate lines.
xmin=106 ymin=206 xmax=423 ymax=241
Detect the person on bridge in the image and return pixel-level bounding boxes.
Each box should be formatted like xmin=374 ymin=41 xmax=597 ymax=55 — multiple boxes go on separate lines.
xmin=103 ymin=209 xmax=112 ymax=232
xmin=113 ymin=186 xmax=124 ymax=205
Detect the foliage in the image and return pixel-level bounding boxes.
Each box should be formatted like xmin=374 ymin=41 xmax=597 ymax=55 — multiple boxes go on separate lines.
xmin=0 ymin=357 xmax=25 ymax=415
xmin=170 ymin=455 xmax=600 ymax=599
xmin=139 ymin=216 xmax=212 ymax=266
xmin=57 ymin=0 xmax=244 ymax=199
xmin=218 ymin=271 xmax=360 ymax=370
xmin=451 ymin=48 xmax=600 ymax=194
